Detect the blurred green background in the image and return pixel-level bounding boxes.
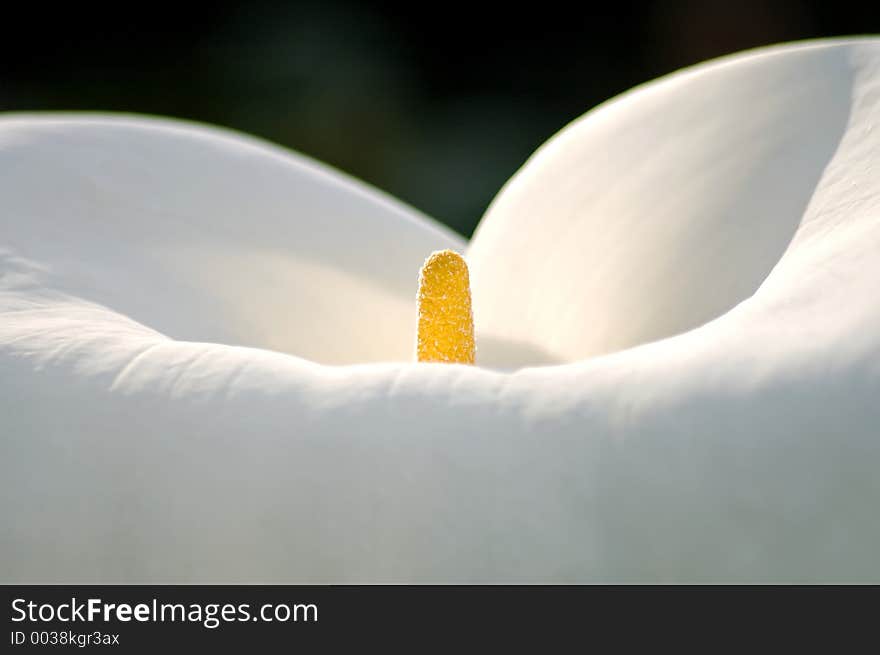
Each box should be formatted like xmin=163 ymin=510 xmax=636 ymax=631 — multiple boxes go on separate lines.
xmin=2 ymin=0 xmax=877 ymax=237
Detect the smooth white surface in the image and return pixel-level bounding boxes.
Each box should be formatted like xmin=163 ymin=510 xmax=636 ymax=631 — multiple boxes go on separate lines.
xmin=469 ymin=42 xmax=856 ymax=364
xmin=2 ymin=40 xmax=879 ymax=582
xmin=0 ymin=116 xmax=463 ymax=365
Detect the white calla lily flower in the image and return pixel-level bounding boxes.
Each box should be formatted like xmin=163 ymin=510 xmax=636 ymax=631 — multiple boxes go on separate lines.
xmin=2 ymin=39 xmax=879 ymax=582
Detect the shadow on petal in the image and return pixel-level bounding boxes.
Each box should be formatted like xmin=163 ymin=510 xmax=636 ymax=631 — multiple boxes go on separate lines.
xmin=476 ymin=334 xmax=563 ymax=369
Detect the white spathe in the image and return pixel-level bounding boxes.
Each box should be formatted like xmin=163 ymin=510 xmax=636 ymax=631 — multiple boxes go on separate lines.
xmin=1 ymin=39 xmax=879 ymax=582
xmin=470 ymin=42 xmax=858 ymax=363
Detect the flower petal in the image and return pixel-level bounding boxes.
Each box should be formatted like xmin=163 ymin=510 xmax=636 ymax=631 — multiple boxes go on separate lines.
xmin=3 ymin=41 xmax=880 ymax=582
xmin=0 ymin=114 xmax=463 ymax=364
xmin=468 ymin=39 xmax=868 ymax=365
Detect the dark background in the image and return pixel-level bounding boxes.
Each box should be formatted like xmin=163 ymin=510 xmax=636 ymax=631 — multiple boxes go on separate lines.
xmin=2 ymin=1 xmax=877 ymax=237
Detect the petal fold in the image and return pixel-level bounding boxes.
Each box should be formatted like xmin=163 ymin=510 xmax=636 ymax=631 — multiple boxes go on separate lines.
xmin=468 ymin=40 xmax=863 ymax=364
xmin=0 ymin=114 xmax=462 ymax=364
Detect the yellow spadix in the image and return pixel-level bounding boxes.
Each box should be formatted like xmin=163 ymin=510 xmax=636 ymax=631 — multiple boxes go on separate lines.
xmin=416 ymin=250 xmax=475 ymax=364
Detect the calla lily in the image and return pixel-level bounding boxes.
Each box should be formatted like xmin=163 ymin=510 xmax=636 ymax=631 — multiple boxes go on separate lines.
xmin=2 ymin=38 xmax=879 ymax=582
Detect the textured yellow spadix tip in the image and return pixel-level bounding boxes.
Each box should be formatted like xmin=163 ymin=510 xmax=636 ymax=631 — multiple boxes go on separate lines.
xmin=416 ymin=249 xmax=475 ymax=364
